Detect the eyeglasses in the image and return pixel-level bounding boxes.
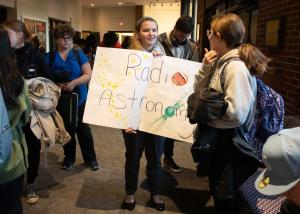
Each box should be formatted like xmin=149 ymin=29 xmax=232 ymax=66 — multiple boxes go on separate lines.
xmin=59 ymin=36 xmax=72 ymax=41
xmin=206 ymin=29 xmax=214 ymax=37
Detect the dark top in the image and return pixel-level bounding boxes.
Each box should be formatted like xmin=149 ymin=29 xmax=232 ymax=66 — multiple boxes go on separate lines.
xmin=157 ymin=32 xmax=199 ymax=62
xmin=44 ymin=49 xmax=89 ymax=106
xmin=14 ymin=42 xmax=53 ymax=80
xmin=279 ymin=201 xmax=300 ymax=214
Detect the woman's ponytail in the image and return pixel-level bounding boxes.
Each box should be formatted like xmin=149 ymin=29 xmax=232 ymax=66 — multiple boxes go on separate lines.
xmin=238 ymin=44 xmax=270 ymax=77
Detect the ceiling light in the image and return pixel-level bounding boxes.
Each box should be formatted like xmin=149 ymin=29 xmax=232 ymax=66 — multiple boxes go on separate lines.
xmin=118 ymin=2 xmax=123 ymax=5
xmin=90 ymin=3 xmax=95 ymax=7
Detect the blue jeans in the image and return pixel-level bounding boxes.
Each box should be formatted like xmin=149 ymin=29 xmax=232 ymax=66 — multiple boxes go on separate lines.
xmin=123 ymin=131 xmax=165 ymax=196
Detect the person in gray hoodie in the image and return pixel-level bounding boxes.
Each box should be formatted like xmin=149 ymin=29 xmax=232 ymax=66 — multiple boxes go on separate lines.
xmin=194 ymin=13 xmax=269 ymax=213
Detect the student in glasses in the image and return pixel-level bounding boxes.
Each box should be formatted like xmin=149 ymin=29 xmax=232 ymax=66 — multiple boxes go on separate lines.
xmin=194 ymin=13 xmax=269 ymax=213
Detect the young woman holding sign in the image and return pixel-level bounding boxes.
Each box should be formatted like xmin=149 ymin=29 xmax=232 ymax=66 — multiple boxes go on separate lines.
xmin=121 ymin=16 xmax=166 ymax=211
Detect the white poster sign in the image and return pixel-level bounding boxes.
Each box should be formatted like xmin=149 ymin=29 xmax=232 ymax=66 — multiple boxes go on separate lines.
xmin=139 ymin=56 xmax=201 ymax=142
xmin=83 ymin=47 xmax=202 ymax=143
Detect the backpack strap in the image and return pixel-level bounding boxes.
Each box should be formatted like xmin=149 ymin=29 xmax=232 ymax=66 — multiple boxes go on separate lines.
xmin=49 ymin=50 xmax=55 ymax=68
xmin=219 ymin=58 xmax=241 ymax=91
xmin=72 ymin=48 xmax=81 ymax=66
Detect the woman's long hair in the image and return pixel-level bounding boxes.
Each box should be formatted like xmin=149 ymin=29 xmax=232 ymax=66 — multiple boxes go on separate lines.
xmin=0 ymin=28 xmax=24 ymax=109
xmin=211 ymin=13 xmax=270 ymax=77
xmin=239 ymin=44 xmax=270 ymax=77
xmin=3 ymin=20 xmax=31 ymax=43
xmin=129 ymin=16 xmax=158 ymax=50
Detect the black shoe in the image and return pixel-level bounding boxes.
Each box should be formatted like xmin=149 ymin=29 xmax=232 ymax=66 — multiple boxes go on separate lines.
xmin=148 ymin=198 xmax=165 ymax=211
xmin=163 ymin=157 xmax=181 ymax=173
xmin=85 ymin=161 xmax=100 ymax=171
xmin=61 ymin=160 xmax=75 ymax=170
xmin=121 ymin=200 xmax=136 ymax=211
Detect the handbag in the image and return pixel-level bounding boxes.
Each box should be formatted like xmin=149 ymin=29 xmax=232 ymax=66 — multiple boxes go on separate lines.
xmin=191 ymin=123 xmax=222 ymax=177
xmin=187 ymin=88 xmax=228 ymax=124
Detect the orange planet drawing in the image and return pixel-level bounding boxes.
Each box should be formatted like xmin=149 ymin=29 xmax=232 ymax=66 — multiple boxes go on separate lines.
xmin=171 ymin=72 xmax=188 ymax=86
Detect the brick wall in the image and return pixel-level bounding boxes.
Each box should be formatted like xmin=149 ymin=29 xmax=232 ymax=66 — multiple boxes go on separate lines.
xmin=256 ymin=0 xmax=300 ymax=115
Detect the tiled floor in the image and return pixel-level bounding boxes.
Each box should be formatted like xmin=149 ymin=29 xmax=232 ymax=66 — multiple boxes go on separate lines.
xmin=23 ymin=125 xmax=214 ymax=214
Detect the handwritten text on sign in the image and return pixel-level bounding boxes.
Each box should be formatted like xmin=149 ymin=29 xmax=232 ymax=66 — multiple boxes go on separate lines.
xmin=83 ymin=47 xmax=201 ymax=143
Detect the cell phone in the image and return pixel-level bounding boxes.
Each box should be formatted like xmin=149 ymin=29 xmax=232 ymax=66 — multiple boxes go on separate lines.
xmin=27 ymin=64 xmax=38 ymax=78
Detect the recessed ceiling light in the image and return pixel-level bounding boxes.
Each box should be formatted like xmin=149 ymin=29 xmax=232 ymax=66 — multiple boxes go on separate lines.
xmin=90 ymin=3 xmax=95 ymax=7
xmin=118 ymin=2 xmax=123 ymax=5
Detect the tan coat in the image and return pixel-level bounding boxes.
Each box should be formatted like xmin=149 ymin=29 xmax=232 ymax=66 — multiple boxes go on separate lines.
xmin=27 ymin=77 xmax=71 ymax=147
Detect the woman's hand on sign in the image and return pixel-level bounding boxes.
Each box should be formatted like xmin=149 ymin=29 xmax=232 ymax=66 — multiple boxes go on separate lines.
xmin=124 ymin=128 xmax=137 ymax=134
xmin=152 ymin=50 xmax=163 ymax=57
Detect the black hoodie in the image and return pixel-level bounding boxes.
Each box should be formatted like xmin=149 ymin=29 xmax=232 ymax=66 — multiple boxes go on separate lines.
xmin=14 ymin=42 xmax=53 ymax=80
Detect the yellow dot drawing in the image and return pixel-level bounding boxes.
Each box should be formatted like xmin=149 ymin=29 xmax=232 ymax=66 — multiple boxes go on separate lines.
xmin=93 ymin=52 xmax=143 ymax=128
xmin=111 ymin=83 xmax=118 ymax=89
xmin=128 ymin=54 xmax=141 ymax=68
xmin=130 ymin=58 xmax=136 ymax=65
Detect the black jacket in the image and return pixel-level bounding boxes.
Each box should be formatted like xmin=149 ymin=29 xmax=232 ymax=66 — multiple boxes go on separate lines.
xmin=15 ymin=43 xmax=53 ymax=80
xmin=158 ymin=31 xmax=199 ymax=62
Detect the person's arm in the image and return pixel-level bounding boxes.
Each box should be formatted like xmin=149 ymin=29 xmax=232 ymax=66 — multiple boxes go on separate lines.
xmin=194 ymin=48 xmax=218 ymax=89
xmin=63 ymin=62 xmax=92 ymax=92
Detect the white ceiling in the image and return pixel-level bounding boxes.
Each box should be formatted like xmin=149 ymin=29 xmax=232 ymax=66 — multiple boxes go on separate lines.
xmin=81 ymin=0 xmax=179 ymax=8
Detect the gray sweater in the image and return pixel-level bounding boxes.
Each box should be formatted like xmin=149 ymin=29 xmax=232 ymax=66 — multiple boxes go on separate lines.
xmin=195 ymin=49 xmax=257 ymax=129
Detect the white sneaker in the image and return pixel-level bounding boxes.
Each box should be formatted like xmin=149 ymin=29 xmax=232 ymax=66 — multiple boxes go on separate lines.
xmin=26 ymin=184 xmax=39 ymax=204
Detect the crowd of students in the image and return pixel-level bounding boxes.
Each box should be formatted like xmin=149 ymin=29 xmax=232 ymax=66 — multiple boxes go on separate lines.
xmin=0 ymin=12 xmax=299 ymax=214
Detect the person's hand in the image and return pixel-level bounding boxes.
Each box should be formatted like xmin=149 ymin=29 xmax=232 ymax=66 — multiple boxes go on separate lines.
xmin=124 ymin=128 xmax=137 ymax=134
xmin=63 ymin=81 xmax=76 ymax=92
xmin=152 ymin=50 xmax=163 ymax=57
xmin=56 ymin=83 xmax=66 ymax=89
xmin=203 ymin=48 xmax=219 ymax=65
